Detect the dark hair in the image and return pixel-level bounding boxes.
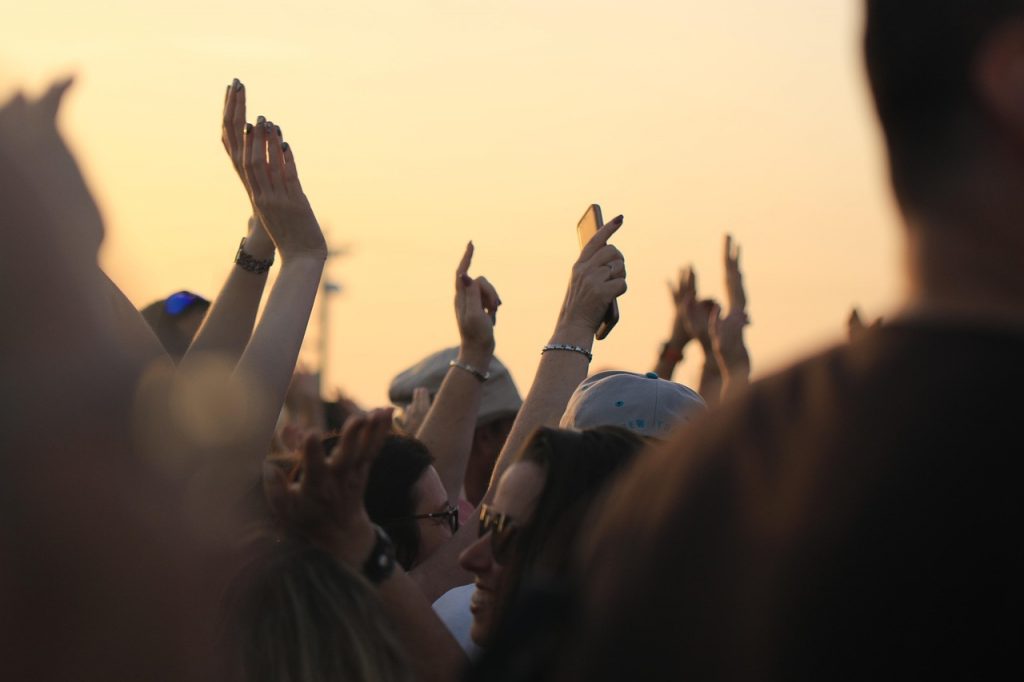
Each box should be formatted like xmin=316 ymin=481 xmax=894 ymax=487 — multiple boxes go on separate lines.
xmin=358 ymin=435 xmax=433 ymax=570
xmin=493 ymin=427 xmax=646 ymax=633
xmin=221 ymin=539 xmax=412 ymax=682
xmin=865 ymin=0 xmax=1024 ymax=206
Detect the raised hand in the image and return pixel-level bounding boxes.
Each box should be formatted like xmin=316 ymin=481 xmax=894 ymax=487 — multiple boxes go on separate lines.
xmin=395 ymin=386 xmax=432 ymax=436
xmin=263 ymin=408 xmax=394 ymax=567
xmin=668 ymin=266 xmax=698 ymax=346
xmin=455 ymin=241 xmax=501 ymax=356
xmin=557 ymin=215 xmax=627 ymax=335
xmin=848 ymin=307 xmax=882 ymax=341
xmin=222 ymin=79 xmax=274 ymax=258
xmin=709 ymin=302 xmax=750 ymax=373
xmin=724 ymin=234 xmax=747 ymax=315
xmin=222 ymin=79 xmax=251 ymax=193
xmin=243 ymin=118 xmax=327 ymax=262
xmin=0 ymin=77 xmax=104 ymax=259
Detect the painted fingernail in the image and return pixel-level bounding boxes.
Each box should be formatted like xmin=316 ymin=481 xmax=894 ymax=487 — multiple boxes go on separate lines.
xmin=257 ymin=115 xmax=266 ymax=124
xmin=244 ymin=123 xmax=253 ymax=134
xmin=232 ymin=78 xmax=241 ymax=91
xmin=282 ymin=142 xmax=290 ymax=152
xmin=275 ymin=125 xmax=282 ymax=137
xmin=612 ymin=214 xmax=624 ymax=225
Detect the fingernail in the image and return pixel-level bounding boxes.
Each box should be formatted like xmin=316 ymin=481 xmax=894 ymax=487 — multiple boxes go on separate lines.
xmin=244 ymin=123 xmax=253 ymax=134
xmin=257 ymin=115 xmax=266 ymax=124
xmin=276 ymin=125 xmax=282 ymax=137
xmin=232 ymin=78 xmax=241 ymax=91
xmin=460 ymin=274 xmax=472 ymax=287
xmin=612 ymin=215 xmax=624 ymax=225
xmin=282 ymin=142 xmax=290 ymax=152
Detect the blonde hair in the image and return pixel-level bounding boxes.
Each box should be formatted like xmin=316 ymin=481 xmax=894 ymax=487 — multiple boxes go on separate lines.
xmin=223 ymin=539 xmax=412 ymax=682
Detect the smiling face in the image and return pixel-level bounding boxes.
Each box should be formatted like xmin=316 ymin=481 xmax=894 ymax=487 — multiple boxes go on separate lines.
xmin=457 ymin=461 xmax=546 ymax=646
xmin=411 ymin=465 xmax=455 ymax=564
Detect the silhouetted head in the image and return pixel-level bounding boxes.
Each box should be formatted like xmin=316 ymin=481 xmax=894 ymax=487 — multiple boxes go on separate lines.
xmin=865 ymin=1 xmax=1024 ymax=210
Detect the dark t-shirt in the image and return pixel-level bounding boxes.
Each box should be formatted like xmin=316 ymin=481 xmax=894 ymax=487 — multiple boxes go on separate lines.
xmin=559 ymin=321 xmax=1022 ymax=680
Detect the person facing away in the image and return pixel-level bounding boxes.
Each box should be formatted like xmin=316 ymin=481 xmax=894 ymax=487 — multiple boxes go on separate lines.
xmin=549 ymin=2 xmax=1024 ymax=680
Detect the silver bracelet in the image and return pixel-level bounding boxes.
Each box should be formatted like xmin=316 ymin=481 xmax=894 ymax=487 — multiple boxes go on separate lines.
xmin=448 ymin=360 xmax=490 ymax=383
xmin=541 ymin=343 xmax=593 ymax=362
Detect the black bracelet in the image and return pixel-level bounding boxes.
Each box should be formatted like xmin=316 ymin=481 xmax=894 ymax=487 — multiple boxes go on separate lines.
xmin=235 ymin=237 xmax=275 ymax=274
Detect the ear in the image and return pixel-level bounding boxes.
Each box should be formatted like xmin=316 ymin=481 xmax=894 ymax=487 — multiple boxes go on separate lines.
xmin=976 ymin=19 xmax=1024 ymax=143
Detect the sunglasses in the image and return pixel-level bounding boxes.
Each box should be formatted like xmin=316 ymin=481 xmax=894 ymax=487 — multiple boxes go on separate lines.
xmin=478 ymin=504 xmax=520 ymax=565
xmin=163 ymin=291 xmax=206 ymax=316
xmin=409 ymin=504 xmax=460 ymax=534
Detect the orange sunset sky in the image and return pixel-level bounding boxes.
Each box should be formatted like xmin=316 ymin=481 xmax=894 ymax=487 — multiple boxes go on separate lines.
xmin=2 ymin=0 xmax=904 ymax=407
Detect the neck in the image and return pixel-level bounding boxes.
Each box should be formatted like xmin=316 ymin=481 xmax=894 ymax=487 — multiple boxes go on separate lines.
xmin=903 ymin=167 xmax=1024 ymax=327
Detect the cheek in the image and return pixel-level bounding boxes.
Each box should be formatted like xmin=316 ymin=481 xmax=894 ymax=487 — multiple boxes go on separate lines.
xmin=418 ymin=523 xmax=451 ymax=560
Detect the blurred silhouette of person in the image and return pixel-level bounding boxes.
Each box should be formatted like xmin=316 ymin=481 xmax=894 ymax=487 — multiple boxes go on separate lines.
xmin=553 ymin=2 xmax=1024 ymax=680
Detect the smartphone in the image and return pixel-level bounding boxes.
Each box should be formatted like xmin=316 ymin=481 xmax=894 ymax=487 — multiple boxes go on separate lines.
xmin=576 ymin=203 xmax=619 ymax=340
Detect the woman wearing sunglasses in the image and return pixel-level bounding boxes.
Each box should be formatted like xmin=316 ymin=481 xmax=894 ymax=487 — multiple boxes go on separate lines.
xmin=458 ymin=426 xmax=645 ymax=648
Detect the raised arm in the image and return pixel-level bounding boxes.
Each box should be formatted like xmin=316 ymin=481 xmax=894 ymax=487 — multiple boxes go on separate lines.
xmin=415 ymin=242 xmax=500 ymax=505
xmin=409 ymin=212 xmax=628 ymax=602
xmin=653 ymin=267 xmax=696 ymax=379
xmin=182 ymin=80 xmax=275 ymax=366
xmin=708 ymin=234 xmax=751 ymax=400
xmin=264 ymin=411 xmax=466 ymax=682
xmin=229 ymin=116 xmax=327 ymax=463
xmin=486 ymin=213 xmax=627 ymax=496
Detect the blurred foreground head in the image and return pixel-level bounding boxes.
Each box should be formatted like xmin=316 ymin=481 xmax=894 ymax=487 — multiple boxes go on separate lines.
xmin=222 ymin=540 xmax=412 ymax=682
xmin=866 ymin=0 xmax=1024 ymax=212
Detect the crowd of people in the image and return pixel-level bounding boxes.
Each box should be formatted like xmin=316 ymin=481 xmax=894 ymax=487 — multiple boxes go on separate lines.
xmin=2 ymin=1 xmax=1020 ymax=679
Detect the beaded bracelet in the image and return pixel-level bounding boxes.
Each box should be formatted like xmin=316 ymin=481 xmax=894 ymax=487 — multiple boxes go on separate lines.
xmin=449 ymin=360 xmax=490 ymax=383
xmin=541 ymin=343 xmax=593 ymax=362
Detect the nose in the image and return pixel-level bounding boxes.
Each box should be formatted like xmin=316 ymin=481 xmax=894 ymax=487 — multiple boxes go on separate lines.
xmin=458 ymin=532 xmax=493 ymax=576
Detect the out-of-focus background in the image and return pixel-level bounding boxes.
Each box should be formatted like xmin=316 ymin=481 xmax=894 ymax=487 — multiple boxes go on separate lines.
xmin=1 ymin=0 xmax=902 ymax=406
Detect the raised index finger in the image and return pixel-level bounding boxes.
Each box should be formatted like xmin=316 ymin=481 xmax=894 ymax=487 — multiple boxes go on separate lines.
xmin=581 ymin=214 xmax=624 ymax=261
xmin=456 ymin=241 xmax=474 ymax=284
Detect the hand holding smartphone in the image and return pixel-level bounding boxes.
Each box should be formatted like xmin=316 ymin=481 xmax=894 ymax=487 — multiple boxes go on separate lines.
xmin=577 ymin=203 xmax=620 ymax=340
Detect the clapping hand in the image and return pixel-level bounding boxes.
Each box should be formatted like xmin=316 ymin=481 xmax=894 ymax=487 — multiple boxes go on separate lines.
xmin=708 ymin=234 xmax=751 ymax=384
xmin=222 ymin=79 xmax=275 ymax=258
xmin=241 ymin=114 xmax=326 ymax=263
xmin=263 ymin=408 xmax=394 ymax=567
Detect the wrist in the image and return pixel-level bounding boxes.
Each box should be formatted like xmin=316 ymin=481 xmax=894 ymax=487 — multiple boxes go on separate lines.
xmin=550 ymin=321 xmax=596 ymax=348
xmin=320 ymin=521 xmax=376 ymax=570
xmin=244 ymin=218 xmax=276 ymax=261
xmin=457 ymin=345 xmax=494 ymax=368
xmin=279 ymin=252 xmax=327 ymax=273
xmin=669 ymin=323 xmax=692 ymax=348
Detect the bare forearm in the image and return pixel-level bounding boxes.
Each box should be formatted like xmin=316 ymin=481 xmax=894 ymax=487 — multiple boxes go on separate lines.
xmin=184 ymin=233 xmax=271 ymax=365
xmin=698 ymin=343 xmax=723 ymax=408
xmin=233 ymin=256 xmax=324 ymax=458
xmin=377 ymin=567 xmax=466 ymax=682
xmin=101 ymin=270 xmax=171 ymax=365
xmin=486 ymin=323 xmax=592 ymax=497
xmin=416 ymin=346 xmax=492 ymax=504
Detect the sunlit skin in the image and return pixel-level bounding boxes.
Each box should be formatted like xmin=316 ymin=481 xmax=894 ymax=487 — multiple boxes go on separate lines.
xmin=458 ymin=461 xmax=545 ymax=646
xmin=2 ymin=1 xmax=903 ymax=407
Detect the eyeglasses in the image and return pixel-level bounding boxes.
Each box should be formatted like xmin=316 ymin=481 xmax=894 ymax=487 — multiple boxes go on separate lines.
xmin=409 ymin=504 xmax=460 ymax=534
xmin=478 ymin=504 xmax=520 ymax=564
xmin=163 ymin=291 xmax=205 ymax=316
